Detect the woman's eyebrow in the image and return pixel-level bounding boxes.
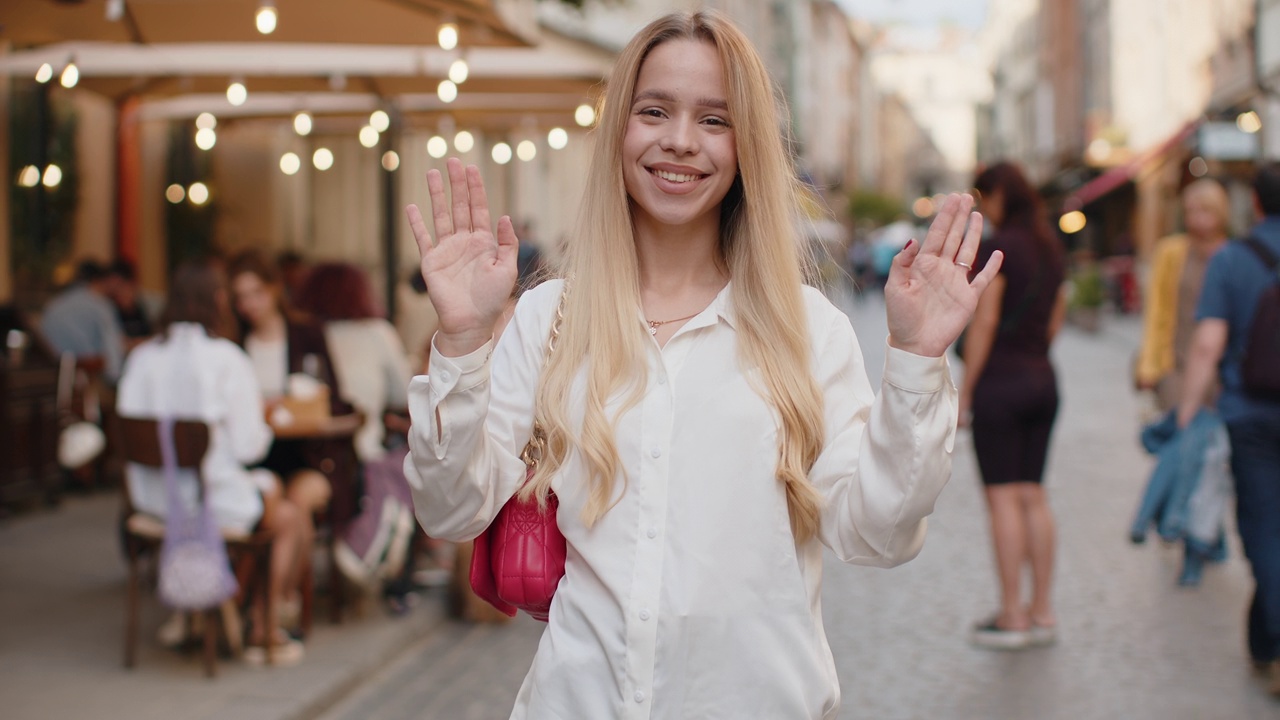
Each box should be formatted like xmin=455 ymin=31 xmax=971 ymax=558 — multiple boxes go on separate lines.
xmin=631 ymin=88 xmax=728 ymax=110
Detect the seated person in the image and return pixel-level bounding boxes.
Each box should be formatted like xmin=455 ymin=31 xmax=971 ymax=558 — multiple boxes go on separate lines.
xmin=227 ymin=251 xmax=349 ymax=543
xmin=116 ymin=260 xmax=308 ymax=665
xmin=40 ymin=259 xmax=126 ymax=382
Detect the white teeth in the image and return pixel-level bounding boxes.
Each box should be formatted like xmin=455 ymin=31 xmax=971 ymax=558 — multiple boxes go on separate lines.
xmin=654 ymin=169 xmax=698 ymax=183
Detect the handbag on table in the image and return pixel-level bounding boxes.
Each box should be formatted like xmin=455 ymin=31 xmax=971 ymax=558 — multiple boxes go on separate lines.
xmin=468 ymin=288 xmax=569 ymax=622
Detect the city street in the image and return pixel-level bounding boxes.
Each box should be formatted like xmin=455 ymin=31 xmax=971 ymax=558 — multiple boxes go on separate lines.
xmin=319 ymin=289 xmax=1277 ymax=720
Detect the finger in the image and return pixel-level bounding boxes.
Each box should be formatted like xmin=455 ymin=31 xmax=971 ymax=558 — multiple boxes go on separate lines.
xmin=892 ymin=238 xmax=920 ymax=270
xmin=467 ymin=165 xmax=492 ymax=234
xmin=940 ymin=194 xmax=975 ymax=260
xmin=956 ymin=211 xmax=983 ymax=268
xmin=968 ymin=250 xmax=1004 ymax=295
xmin=405 ymin=204 xmax=434 ymax=254
xmin=447 ymin=158 xmax=472 ymax=235
xmin=495 ymin=215 xmax=518 ymax=250
xmin=921 ymin=194 xmax=960 ymax=255
xmin=426 ymin=168 xmax=453 ymax=240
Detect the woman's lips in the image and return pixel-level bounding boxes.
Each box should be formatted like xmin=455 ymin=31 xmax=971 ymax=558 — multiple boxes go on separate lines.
xmin=647 ymin=167 xmax=707 ymax=194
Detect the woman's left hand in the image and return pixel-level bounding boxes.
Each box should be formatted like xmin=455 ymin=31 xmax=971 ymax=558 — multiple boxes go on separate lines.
xmin=884 ymin=193 xmax=1003 ymax=357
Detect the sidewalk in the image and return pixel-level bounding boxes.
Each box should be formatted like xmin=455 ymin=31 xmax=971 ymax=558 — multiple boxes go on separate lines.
xmin=0 ymin=493 xmax=448 ymax=720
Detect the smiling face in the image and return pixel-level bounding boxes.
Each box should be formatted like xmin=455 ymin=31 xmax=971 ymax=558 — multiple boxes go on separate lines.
xmin=622 ymin=38 xmax=738 ymax=235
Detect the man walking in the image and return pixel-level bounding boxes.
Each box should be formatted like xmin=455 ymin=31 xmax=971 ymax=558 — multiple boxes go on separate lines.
xmin=1180 ymin=163 xmax=1280 ymax=695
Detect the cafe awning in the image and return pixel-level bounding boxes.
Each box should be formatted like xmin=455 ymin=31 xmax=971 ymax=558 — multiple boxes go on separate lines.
xmin=1064 ymin=120 xmax=1201 ymax=210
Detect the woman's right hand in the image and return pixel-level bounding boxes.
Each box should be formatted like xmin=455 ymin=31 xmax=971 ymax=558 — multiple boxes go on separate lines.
xmin=406 ymin=158 xmax=519 ymax=357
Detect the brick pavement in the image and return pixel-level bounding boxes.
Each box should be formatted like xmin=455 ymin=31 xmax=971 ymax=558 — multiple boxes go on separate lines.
xmin=318 ymin=292 xmax=1279 ymax=720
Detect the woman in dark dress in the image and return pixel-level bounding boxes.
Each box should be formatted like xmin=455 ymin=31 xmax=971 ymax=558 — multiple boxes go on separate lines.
xmin=961 ymin=162 xmax=1068 ymax=650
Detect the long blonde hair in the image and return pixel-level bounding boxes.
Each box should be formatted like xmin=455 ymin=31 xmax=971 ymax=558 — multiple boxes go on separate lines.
xmin=520 ymin=10 xmax=827 ymax=543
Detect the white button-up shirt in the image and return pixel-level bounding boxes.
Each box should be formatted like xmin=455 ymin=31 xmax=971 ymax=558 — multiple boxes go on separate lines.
xmin=405 ymin=280 xmax=958 ymax=720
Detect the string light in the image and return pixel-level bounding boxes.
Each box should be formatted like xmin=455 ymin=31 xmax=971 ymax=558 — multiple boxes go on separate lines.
xmin=188 ymin=182 xmax=210 ymax=205
xmin=279 ymin=152 xmax=301 ymax=175
xmin=491 ymin=142 xmax=512 ymax=165
xmin=438 ymin=80 xmax=458 ymax=104
xmin=370 ymin=110 xmax=391 ymax=133
xmin=227 ymin=80 xmax=248 ymax=106
xmin=293 ymin=112 xmax=313 ymax=136
xmin=17 ymin=166 xmax=41 ymax=188
xmin=312 ymin=148 xmax=334 ymax=171
xmin=35 ymin=63 xmax=53 ymax=84
xmin=255 ymin=1 xmax=278 ymax=35
xmin=448 ymin=59 xmax=469 ymax=84
xmin=454 ymin=131 xmax=475 ymax=153
xmin=195 ymin=128 xmax=217 ymax=150
xmin=438 ymin=23 xmax=459 ymax=51
xmin=574 ymin=104 xmax=595 ymax=127
xmin=60 ymin=60 xmax=79 ymax=89
xmin=427 ymin=136 xmax=448 ymax=158
xmin=517 ymin=140 xmax=537 ymax=162
xmin=547 ymin=127 xmax=568 ymax=150
xmin=381 ymin=151 xmax=400 ymax=171
xmin=359 ymin=126 xmax=380 ymax=148
xmin=165 ymin=184 xmax=186 ymax=203
xmin=196 ymin=112 xmax=217 ymax=130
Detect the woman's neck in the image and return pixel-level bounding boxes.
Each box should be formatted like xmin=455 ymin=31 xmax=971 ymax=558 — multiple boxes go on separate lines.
xmin=1189 ymin=231 xmax=1227 ymax=259
xmin=251 ymin=313 xmax=287 ymax=341
xmin=632 ymin=210 xmax=728 ymax=298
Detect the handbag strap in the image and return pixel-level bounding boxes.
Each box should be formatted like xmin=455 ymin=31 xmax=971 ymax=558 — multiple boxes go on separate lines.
xmin=1243 ymin=236 xmax=1280 ymax=282
xmin=520 ymin=282 xmax=570 ymax=470
xmin=157 ymin=417 xmax=196 ymax=527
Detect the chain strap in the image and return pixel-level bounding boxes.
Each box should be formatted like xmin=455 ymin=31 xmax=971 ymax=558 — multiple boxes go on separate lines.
xmin=519 ymin=281 xmax=569 ymax=469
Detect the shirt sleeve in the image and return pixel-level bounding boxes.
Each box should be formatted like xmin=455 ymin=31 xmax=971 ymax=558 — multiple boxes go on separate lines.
xmin=380 ymin=321 xmax=414 ymax=410
xmin=808 ymin=309 xmax=958 ymax=567
xmin=403 ymin=283 xmax=557 ymax=542
xmin=1195 ymin=246 xmax=1234 ymax=322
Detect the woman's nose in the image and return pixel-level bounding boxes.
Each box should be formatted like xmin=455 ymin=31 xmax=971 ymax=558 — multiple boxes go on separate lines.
xmin=659 ymin=116 xmax=699 ymax=155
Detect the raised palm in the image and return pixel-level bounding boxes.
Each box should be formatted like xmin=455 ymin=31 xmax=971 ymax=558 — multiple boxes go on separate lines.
xmin=884 ymin=193 xmax=1003 ymax=357
xmin=406 ymin=158 xmax=518 ymax=356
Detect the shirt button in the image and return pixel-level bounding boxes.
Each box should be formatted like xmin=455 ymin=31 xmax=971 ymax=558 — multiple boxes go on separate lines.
xmin=639 ymin=609 xmax=651 ymax=621
xmin=634 ymin=691 xmax=646 ymax=703
xmin=646 ymin=527 xmax=657 ymax=539
xmin=438 ymin=371 xmax=452 ymax=384
xmin=650 ymin=447 xmax=661 ymax=458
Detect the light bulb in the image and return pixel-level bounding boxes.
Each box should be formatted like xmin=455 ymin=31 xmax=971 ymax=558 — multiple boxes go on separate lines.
xmin=547 ymin=127 xmax=568 ymax=150
xmin=188 ymin=182 xmax=210 ymax=205
xmin=279 ymin=152 xmax=301 ymax=175
xmin=312 ymin=148 xmax=334 ymax=171
xmin=491 ymin=142 xmax=512 ymax=165
xmin=293 ymin=112 xmax=312 ymax=136
xmin=227 ymin=81 xmax=247 ymax=106
xmin=18 ymin=166 xmax=41 ymax=188
xmin=517 ymin=140 xmax=537 ymax=162
xmin=370 ymin=110 xmax=390 ymax=132
xmin=381 ymin=151 xmax=400 ymax=172
xmin=195 ymin=128 xmax=217 ymax=151
xmin=195 ymin=112 xmax=217 ymax=130
xmin=42 ymin=165 xmax=63 ymax=188
xmin=165 ymin=184 xmax=186 ymax=204
xmin=438 ymin=23 xmax=459 ymax=51
xmin=255 ymin=2 xmax=278 ymax=35
xmin=60 ymin=62 xmax=79 ymax=89
xmin=437 ymin=80 xmax=458 ymax=104
xmin=454 ymin=131 xmax=474 ymax=153
xmin=448 ymin=59 xmax=469 ymax=84
xmin=35 ymin=64 xmax=53 ymax=84
xmin=574 ymin=104 xmax=595 ymax=127
xmin=427 ymin=136 xmax=448 ymax=158
xmin=359 ymin=125 xmax=380 ymax=148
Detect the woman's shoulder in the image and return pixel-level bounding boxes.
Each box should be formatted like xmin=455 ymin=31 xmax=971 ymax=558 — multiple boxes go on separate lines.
xmin=799 ymin=285 xmax=853 ymax=335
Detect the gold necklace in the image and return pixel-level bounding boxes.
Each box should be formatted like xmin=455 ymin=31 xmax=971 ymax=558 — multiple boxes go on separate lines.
xmin=645 ymin=311 xmax=701 ymax=336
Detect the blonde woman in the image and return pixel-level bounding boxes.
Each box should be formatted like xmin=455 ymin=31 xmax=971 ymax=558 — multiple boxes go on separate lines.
xmin=1136 ymin=178 xmax=1231 ymax=409
xmin=404 ymin=11 xmax=1001 ymax=718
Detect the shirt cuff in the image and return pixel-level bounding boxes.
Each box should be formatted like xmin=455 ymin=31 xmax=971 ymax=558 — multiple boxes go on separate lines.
xmin=428 ymin=337 xmax=494 ymax=394
xmin=882 ymin=341 xmax=951 ymax=394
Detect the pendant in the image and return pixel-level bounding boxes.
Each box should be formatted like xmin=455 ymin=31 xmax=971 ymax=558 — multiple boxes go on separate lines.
xmin=649 ymin=326 xmax=658 ymax=336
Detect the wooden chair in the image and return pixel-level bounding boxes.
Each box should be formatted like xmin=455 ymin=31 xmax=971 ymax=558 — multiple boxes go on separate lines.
xmin=118 ymin=417 xmax=284 ymax=677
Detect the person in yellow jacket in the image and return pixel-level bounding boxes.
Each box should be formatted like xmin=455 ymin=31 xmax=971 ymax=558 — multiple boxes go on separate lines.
xmin=1136 ymin=178 xmax=1231 ymax=410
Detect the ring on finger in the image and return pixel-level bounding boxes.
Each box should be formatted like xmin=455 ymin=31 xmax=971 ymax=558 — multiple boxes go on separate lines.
xmin=954 ymin=260 xmax=973 ymax=270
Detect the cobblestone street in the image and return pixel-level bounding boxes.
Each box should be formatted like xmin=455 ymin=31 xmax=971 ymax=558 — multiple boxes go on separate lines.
xmin=320 ymin=290 xmax=1277 ymax=720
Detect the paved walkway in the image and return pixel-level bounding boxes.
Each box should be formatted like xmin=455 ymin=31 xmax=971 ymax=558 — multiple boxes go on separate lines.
xmin=0 ymin=492 xmax=448 ymax=720
xmin=318 ymin=292 xmax=1279 ymax=720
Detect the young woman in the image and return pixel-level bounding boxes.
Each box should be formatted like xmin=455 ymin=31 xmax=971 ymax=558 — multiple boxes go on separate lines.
xmin=961 ymin=161 xmax=1068 ymax=650
xmin=117 ymin=260 xmax=307 ymax=664
xmin=405 ymin=11 xmax=1000 ymax=718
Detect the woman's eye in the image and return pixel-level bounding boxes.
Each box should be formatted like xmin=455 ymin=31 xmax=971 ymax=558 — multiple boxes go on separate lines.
xmin=638 ymin=108 xmax=665 ymax=118
xmin=703 ymin=117 xmax=731 ymax=128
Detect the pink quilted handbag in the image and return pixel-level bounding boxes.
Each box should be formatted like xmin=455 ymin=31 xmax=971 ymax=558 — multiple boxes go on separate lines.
xmin=469 ymin=466 xmax=565 ymax=622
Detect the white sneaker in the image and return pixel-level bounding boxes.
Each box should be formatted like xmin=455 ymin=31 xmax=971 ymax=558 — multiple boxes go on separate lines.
xmin=970 ymin=618 xmax=1031 ymax=650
